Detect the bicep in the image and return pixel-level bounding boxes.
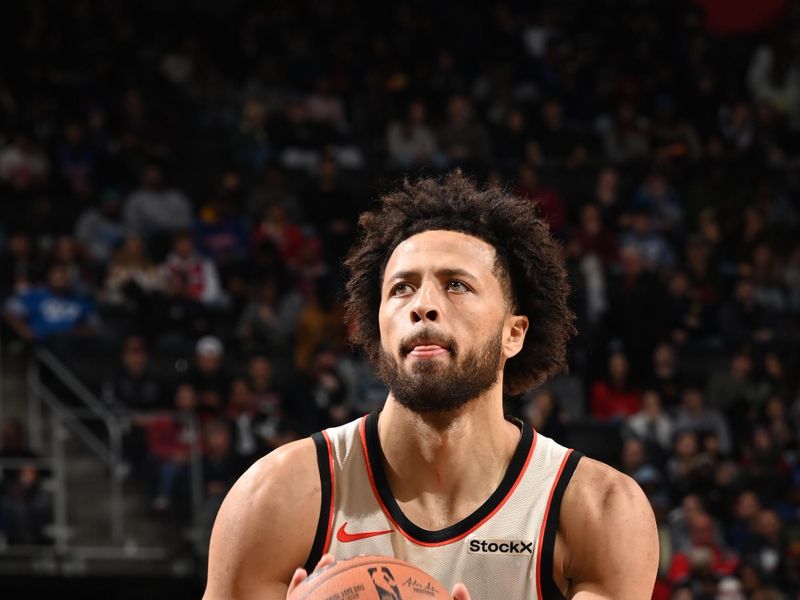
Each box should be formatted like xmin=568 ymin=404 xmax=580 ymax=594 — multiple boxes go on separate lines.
xmin=204 ymin=440 xmax=320 ymax=600
xmin=564 ymin=461 xmax=658 ymax=600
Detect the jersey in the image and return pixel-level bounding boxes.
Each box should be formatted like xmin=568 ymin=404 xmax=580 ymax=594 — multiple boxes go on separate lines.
xmin=304 ymin=412 xmax=583 ymax=600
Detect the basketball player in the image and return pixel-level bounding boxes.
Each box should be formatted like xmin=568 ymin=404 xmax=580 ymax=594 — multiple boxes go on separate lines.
xmin=204 ymin=173 xmax=658 ymax=599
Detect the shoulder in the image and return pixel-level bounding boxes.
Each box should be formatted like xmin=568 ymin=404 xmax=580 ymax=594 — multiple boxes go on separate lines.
xmin=560 ymin=457 xmax=658 ymax=599
xmin=205 ymin=437 xmax=321 ymax=599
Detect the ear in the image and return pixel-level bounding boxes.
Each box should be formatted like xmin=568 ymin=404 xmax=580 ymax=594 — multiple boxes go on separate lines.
xmin=503 ymin=314 xmax=529 ymax=359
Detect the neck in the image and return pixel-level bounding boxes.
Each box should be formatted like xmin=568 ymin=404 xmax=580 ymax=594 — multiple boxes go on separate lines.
xmin=376 ymin=384 xmax=521 ymax=524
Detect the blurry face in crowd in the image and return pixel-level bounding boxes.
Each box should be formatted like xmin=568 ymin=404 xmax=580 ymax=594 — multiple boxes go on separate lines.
xmin=248 ymin=356 xmax=272 ymax=384
xmin=621 ymin=439 xmax=645 ymax=472
xmin=408 ymin=101 xmax=426 ymax=125
xmin=175 ymin=384 xmax=197 ymax=412
xmin=174 ymin=235 xmax=195 ymax=259
xmin=447 ymin=95 xmax=470 ymax=124
xmin=653 ymin=343 xmax=675 ymax=372
xmin=608 ymin=352 xmax=629 ymax=382
xmin=122 ymin=338 xmax=148 ymax=375
xmin=47 ymin=265 xmax=70 ymax=294
xmin=205 ymin=423 xmax=231 ymax=455
xmin=229 ymin=379 xmax=254 ymax=411
xmin=377 ymin=230 xmax=526 ymax=413
xmin=675 ymin=431 xmax=698 ymax=458
xmin=734 ymin=491 xmax=761 ymax=521
xmin=197 ymin=351 xmax=222 ymax=373
xmin=579 ymin=204 xmax=602 ymax=236
xmin=9 ymin=232 xmax=31 ymax=257
xmin=641 ymin=390 xmax=661 ymax=415
xmin=731 ymin=354 xmax=752 ymax=378
xmin=689 ymin=513 xmax=716 ymax=547
xmin=142 ymin=165 xmax=164 ymax=189
xmin=681 ymin=387 xmax=704 ymax=412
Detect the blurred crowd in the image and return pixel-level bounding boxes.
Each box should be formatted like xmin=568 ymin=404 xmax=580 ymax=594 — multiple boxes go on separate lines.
xmin=1 ymin=0 xmax=800 ymax=597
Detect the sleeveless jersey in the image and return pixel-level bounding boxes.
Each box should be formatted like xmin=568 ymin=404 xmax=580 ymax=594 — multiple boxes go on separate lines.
xmin=304 ymin=412 xmax=583 ymax=600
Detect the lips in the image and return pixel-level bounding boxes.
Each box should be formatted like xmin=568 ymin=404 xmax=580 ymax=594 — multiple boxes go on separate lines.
xmin=401 ymin=334 xmax=454 ymax=359
xmin=408 ymin=344 xmax=449 ymax=358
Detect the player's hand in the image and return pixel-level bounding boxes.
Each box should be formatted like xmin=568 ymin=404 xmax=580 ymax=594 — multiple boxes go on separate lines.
xmin=287 ymin=553 xmax=335 ymax=597
xmin=452 ymin=582 xmax=471 ymax=600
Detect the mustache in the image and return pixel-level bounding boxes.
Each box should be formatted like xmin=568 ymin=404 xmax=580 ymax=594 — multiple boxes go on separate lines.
xmin=400 ymin=328 xmax=457 ymax=356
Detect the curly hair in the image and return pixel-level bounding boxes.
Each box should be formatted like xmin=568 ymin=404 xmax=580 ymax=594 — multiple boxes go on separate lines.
xmin=344 ymin=171 xmax=576 ymax=395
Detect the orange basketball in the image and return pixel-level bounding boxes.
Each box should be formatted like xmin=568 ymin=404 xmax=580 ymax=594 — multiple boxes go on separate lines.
xmin=289 ymin=555 xmax=450 ymax=600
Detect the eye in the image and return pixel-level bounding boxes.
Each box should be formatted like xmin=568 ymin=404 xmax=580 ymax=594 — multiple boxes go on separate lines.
xmin=447 ymin=280 xmax=469 ymax=293
xmin=390 ymin=282 xmax=414 ymax=297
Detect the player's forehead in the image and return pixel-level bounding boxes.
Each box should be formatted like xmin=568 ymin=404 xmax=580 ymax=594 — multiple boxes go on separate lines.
xmin=383 ymin=230 xmax=498 ymax=282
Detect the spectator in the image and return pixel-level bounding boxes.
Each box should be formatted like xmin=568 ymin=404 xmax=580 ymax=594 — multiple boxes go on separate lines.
xmin=244 ymin=164 xmax=303 ymax=224
xmin=301 ymin=156 xmax=357 ymax=263
xmin=3 ymin=262 xmax=98 ymax=342
xmin=200 ymin=420 xmax=242 ymax=540
xmin=596 ymin=100 xmax=651 ymax=164
xmin=102 ymin=234 xmax=163 ymax=311
xmin=123 ymin=163 xmax=192 ymax=238
xmin=667 ymin=511 xmax=739 ymax=586
xmin=186 ymin=336 xmax=231 ymax=421
xmin=102 ymin=335 xmax=165 ymax=414
xmin=438 ymin=95 xmax=492 ymax=166
xmin=726 ymin=490 xmax=762 ymax=556
xmin=590 ymin=351 xmax=642 ymax=421
xmin=0 ymin=229 xmax=43 ymax=296
xmin=237 ymin=278 xmax=303 ymax=359
xmin=0 ymin=418 xmax=50 ymax=544
xmin=631 ymin=172 xmax=684 ymax=233
xmin=294 ymin=283 xmax=347 ymax=373
xmin=626 ymin=389 xmax=675 ymax=455
xmin=744 ymin=509 xmax=787 ymax=589
xmin=514 ymin=164 xmax=568 ymax=235
xmin=674 ymin=386 xmax=733 ymax=456
xmin=522 ymin=388 xmax=566 ymax=442
xmin=619 ymin=209 xmax=677 ymax=271
xmin=386 ymin=100 xmax=439 ymax=168
xmin=143 ymin=383 xmax=200 ymax=513
xmin=296 ymin=347 xmax=351 ymax=433
xmin=648 ymin=343 xmax=684 ymax=411
xmin=160 ymin=231 xmax=226 ymax=307
xmin=718 ymin=278 xmax=779 ymax=349
xmin=0 ymin=134 xmax=50 ymax=193
xmin=194 ymin=171 xmax=249 ymax=267
xmin=74 ymin=190 xmax=126 ymax=265
xmin=571 ymin=203 xmax=618 ymax=266
xmin=249 ymin=203 xmax=305 ymax=269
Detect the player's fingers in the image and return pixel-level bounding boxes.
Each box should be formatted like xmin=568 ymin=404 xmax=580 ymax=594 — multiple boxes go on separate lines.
xmin=316 ymin=553 xmax=335 ymax=569
xmin=287 ymin=567 xmax=308 ymax=595
xmin=452 ymin=582 xmax=471 ymax=600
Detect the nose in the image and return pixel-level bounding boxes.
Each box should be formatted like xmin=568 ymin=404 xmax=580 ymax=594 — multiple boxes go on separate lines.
xmin=409 ymin=285 xmax=440 ymax=324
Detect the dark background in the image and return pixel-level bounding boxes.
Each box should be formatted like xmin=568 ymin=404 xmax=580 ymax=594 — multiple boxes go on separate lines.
xmin=0 ymin=1 xmax=799 ymax=598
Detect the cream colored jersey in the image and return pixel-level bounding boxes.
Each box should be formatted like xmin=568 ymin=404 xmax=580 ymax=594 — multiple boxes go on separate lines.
xmin=303 ymin=413 xmax=582 ymax=600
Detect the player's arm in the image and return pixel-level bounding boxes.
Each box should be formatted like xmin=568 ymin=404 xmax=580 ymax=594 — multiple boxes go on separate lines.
xmin=203 ymin=438 xmax=321 ymax=600
xmin=561 ymin=458 xmax=658 ymax=600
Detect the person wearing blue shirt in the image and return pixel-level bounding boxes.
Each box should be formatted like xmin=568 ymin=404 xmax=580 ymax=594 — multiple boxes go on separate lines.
xmin=3 ymin=263 xmax=98 ymax=341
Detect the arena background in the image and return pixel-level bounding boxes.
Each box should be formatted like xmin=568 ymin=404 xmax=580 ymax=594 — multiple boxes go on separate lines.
xmin=0 ymin=1 xmax=799 ymax=598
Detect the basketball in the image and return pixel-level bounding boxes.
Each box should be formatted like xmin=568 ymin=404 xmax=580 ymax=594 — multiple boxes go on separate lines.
xmin=288 ymin=556 xmax=450 ymax=600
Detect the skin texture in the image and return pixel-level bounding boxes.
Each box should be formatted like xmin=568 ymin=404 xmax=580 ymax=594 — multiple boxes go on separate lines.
xmin=204 ymin=230 xmax=658 ymax=599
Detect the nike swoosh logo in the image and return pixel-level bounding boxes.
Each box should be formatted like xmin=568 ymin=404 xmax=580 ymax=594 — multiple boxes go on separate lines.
xmin=336 ymin=521 xmax=394 ymax=543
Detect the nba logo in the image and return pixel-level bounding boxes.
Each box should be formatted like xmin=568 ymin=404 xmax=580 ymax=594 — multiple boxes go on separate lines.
xmin=367 ymin=566 xmax=403 ymax=600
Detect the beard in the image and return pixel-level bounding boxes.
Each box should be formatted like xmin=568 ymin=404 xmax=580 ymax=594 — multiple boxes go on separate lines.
xmin=376 ymin=326 xmax=504 ymax=413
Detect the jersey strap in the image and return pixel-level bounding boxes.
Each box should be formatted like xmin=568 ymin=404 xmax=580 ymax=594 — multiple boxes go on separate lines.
xmin=304 ymin=431 xmax=334 ymax=571
xmin=536 ymin=449 xmax=583 ymax=600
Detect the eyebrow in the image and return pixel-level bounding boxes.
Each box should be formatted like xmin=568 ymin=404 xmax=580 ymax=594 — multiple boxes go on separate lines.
xmin=386 ymin=268 xmax=479 ymax=283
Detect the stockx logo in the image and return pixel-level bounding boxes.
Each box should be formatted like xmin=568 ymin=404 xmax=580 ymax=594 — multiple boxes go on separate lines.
xmin=468 ymin=538 xmax=534 ymax=555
